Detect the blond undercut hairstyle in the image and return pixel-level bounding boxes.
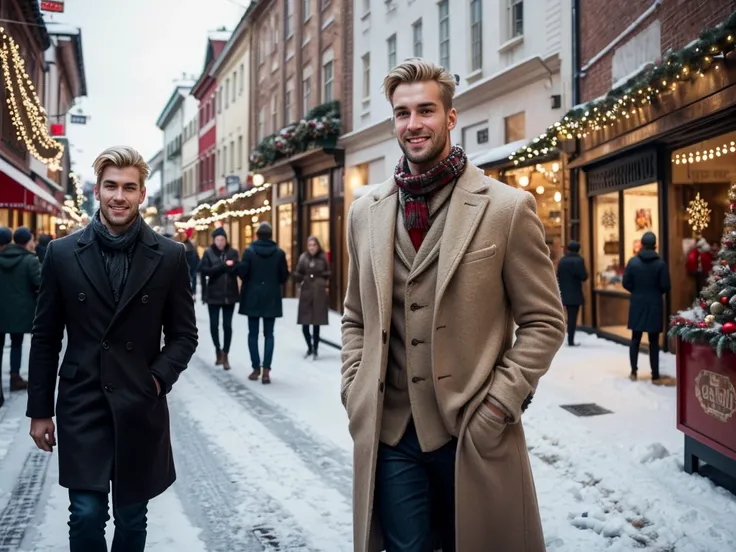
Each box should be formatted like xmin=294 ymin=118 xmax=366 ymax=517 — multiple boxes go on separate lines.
xmin=93 ymin=146 xmax=151 ymax=189
xmin=382 ymin=58 xmax=457 ymax=111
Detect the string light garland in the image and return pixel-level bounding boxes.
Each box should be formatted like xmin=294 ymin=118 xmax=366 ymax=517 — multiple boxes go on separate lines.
xmin=674 ymin=141 xmax=736 ymax=164
xmin=508 ymin=10 xmax=736 ymax=166
xmin=188 ymin=182 xmax=272 ymax=218
xmin=0 ymin=27 xmax=64 ymax=169
xmin=180 ymin=182 xmax=273 ymax=231
xmin=687 ymin=193 xmax=711 ymax=235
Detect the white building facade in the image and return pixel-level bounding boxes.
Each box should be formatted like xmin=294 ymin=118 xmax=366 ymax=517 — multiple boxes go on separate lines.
xmin=155 ymin=85 xmax=193 ymax=234
xmin=180 ymin=94 xmax=200 ymax=217
xmin=342 ymin=0 xmax=572 ymax=255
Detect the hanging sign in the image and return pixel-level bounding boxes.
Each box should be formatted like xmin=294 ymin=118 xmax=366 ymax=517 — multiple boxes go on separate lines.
xmin=70 ymin=114 xmax=87 ymax=125
xmin=40 ymin=0 xmax=65 ymax=13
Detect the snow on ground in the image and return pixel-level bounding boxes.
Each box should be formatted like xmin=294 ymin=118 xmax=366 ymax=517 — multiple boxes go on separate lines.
xmin=2 ymin=297 xmax=735 ymax=551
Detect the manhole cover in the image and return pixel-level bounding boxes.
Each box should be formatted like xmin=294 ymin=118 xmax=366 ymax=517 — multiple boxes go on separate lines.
xmin=560 ymin=403 xmax=612 ymax=417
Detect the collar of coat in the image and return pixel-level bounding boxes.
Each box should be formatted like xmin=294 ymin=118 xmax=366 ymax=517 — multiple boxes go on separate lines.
xmin=372 ymin=163 xmax=490 ymax=202
xmin=76 ymin=219 xmax=159 ymax=249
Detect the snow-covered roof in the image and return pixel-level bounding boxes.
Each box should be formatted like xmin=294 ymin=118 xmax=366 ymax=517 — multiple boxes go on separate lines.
xmin=45 ymin=22 xmax=81 ymax=36
xmin=469 ymin=139 xmax=528 ymax=168
xmin=208 ymin=30 xmax=233 ymax=41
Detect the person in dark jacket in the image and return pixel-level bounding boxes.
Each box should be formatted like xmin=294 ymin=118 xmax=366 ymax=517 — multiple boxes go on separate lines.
xmin=293 ymin=236 xmax=331 ymax=360
xmin=556 ymin=240 xmax=588 ymax=346
xmin=200 ymin=227 xmax=240 ymax=370
xmin=238 ymin=222 xmax=289 ymax=384
xmin=36 ymin=233 xmax=52 ymax=264
xmin=0 ymin=226 xmax=41 ymax=401
xmin=622 ymin=231 xmax=672 ymax=384
xmin=26 ymin=146 xmax=198 ymax=552
xmin=177 ymin=229 xmax=200 ymax=297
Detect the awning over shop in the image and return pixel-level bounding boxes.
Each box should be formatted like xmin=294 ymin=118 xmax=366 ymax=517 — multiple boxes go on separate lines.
xmin=468 ymin=139 xmax=528 ymax=168
xmin=0 ymin=157 xmax=62 ymax=214
xmin=165 ymin=206 xmax=184 ymax=219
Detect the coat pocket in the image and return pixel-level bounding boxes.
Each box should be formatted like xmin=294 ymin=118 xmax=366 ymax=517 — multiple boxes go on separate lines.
xmin=467 ymin=402 xmax=507 ymax=459
xmin=460 ymin=244 xmax=497 ymax=265
xmin=58 ymin=363 xmax=78 ymax=380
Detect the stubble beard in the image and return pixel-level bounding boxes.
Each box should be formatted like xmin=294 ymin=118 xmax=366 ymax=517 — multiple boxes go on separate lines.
xmin=101 ymin=203 xmax=139 ymax=233
xmin=399 ymin=129 xmax=449 ymax=171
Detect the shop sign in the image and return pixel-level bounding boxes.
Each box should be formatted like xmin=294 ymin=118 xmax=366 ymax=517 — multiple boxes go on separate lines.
xmin=40 ymin=0 xmax=64 ymax=13
xmin=226 ymin=175 xmax=241 ymax=194
xmin=50 ymin=123 xmax=65 ymax=136
xmin=70 ymin=114 xmax=87 ymax=125
xmin=695 ymin=370 xmax=736 ymax=423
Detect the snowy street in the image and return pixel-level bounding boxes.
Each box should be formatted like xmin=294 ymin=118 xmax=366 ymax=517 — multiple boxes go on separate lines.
xmin=1 ymin=298 xmax=735 ymax=552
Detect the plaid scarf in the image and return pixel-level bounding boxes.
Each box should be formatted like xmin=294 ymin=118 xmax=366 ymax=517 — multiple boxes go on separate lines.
xmin=394 ymin=145 xmax=467 ymax=250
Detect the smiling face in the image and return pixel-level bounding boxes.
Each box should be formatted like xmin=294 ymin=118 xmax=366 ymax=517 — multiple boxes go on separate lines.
xmin=94 ymin=166 xmax=146 ymax=233
xmin=392 ymin=80 xmax=457 ymax=174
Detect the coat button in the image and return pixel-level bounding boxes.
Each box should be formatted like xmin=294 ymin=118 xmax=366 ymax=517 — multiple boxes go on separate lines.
xmin=410 ymin=303 xmax=420 ymax=311
xmin=125 ymin=342 xmax=133 ymax=351
xmin=141 ymin=295 xmax=149 ymax=304
xmin=102 ymin=340 xmax=110 ymax=350
xmin=104 ymin=384 xmax=113 ymax=392
xmin=77 ymin=293 xmax=86 ymax=302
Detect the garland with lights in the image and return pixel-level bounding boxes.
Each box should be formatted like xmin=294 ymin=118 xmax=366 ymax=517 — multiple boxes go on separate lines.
xmin=180 ymin=182 xmax=273 ymax=231
xmin=669 ymin=181 xmax=736 ymax=356
xmin=509 ymin=9 xmax=736 ymax=166
xmin=687 ymin=193 xmax=711 ymax=236
xmin=249 ymin=101 xmax=341 ymax=170
xmin=0 ymin=27 xmax=64 ymax=169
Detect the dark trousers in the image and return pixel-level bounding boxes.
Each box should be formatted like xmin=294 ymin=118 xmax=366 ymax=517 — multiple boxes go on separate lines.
xmin=190 ymin=270 xmax=197 ymax=294
xmin=0 ymin=333 xmax=24 ymax=374
xmin=565 ymin=305 xmax=579 ymax=345
xmin=208 ymin=304 xmax=235 ymax=353
xmin=630 ymin=331 xmax=660 ymax=378
xmin=302 ymin=325 xmax=321 ymax=352
xmin=375 ymin=421 xmax=457 ymax=552
xmin=68 ymin=490 xmax=148 ymax=552
xmin=248 ymin=317 xmax=275 ymax=370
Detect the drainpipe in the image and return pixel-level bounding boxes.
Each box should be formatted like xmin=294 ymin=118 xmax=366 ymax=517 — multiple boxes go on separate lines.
xmin=569 ymin=0 xmax=581 ymax=242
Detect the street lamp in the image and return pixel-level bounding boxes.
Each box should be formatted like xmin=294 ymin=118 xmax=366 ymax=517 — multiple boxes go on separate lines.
xmin=252 ymin=173 xmax=265 ymax=187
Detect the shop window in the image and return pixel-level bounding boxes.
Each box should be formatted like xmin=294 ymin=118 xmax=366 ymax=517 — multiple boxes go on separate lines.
xmin=278 ymin=181 xmax=294 ymax=197
xmin=504 ymin=112 xmax=525 ymax=143
xmin=594 ymin=192 xmax=622 ymax=290
xmin=277 ymin=203 xmax=294 ymax=269
xmin=309 ymin=203 xmax=330 ymax=254
xmin=308 ymin=174 xmax=330 ymax=199
xmin=623 ymin=183 xmax=659 ymax=260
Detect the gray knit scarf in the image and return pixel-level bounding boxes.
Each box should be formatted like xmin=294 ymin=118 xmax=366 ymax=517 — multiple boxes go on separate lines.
xmin=91 ymin=210 xmax=142 ymax=303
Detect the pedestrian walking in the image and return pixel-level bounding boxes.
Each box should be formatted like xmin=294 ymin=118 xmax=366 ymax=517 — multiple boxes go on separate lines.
xmin=178 ymin=228 xmax=200 ymax=297
xmin=26 ymin=145 xmax=198 ymax=552
xmin=293 ymin=236 xmax=330 ymax=360
xmin=622 ymin=231 xmax=673 ymax=385
xmin=238 ymin=222 xmax=289 ymax=384
xmin=0 ymin=226 xmax=40 ymax=407
xmin=199 ymin=227 xmax=240 ymax=370
xmin=36 ymin=233 xmax=52 ymax=264
xmin=340 ymin=59 xmax=566 ymax=552
xmin=556 ymin=240 xmax=588 ymax=346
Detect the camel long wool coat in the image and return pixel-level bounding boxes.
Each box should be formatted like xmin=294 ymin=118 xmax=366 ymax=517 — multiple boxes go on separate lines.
xmin=340 ymin=165 xmax=566 ymax=552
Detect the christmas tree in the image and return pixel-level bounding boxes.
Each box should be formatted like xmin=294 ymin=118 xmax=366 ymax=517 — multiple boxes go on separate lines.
xmin=670 ymin=181 xmax=736 ymax=356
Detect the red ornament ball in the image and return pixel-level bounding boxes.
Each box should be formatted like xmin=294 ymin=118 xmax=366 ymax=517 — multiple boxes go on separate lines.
xmin=699 ymin=321 xmax=708 ymax=328
xmin=731 ymin=203 xmax=736 ymax=211
xmin=722 ymin=260 xmax=730 ymax=266
xmin=727 ymin=242 xmax=734 ymax=248
xmin=722 ymin=296 xmax=730 ymax=305
xmin=722 ymin=322 xmax=736 ymax=334
xmin=701 ymin=300 xmax=708 ymax=309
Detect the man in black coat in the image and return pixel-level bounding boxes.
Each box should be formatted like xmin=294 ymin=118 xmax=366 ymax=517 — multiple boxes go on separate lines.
xmin=556 ymin=240 xmax=588 ymax=346
xmin=26 ymin=146 xmax=198 ymax=552
xmin=238 ymin=222 xmax=289 ymax=384
xmin=622 ymin=231 xmax=672 ymax=384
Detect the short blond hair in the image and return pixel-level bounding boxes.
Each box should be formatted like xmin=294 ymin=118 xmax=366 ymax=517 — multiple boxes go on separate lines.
xmin=93 ymin=146 xmax=150 ymax=188
xmin=383 ymin=58 xmax=456 ymax=111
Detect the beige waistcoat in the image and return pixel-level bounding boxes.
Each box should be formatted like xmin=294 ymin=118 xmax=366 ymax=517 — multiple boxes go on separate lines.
xmin=380 ymin=184 xmax=454 ymax=452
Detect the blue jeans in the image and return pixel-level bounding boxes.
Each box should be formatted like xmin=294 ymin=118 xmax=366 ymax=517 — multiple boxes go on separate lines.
xmin=0 ymin=333 xmax=23 ymax=374
xmin=375 ymin=420 xmax=457 ymax=552
xmin=247 ymin=317 xmax=275 ymax=370
xmin=68 ymin=490 xmax=148 ymax=552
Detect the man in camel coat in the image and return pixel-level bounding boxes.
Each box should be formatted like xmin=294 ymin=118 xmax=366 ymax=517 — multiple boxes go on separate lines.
xmin=340 ymin=59 xmax=566 ymax=552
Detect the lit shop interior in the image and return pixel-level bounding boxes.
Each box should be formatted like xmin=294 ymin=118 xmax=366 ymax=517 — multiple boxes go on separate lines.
xmin=496 ymin=160 xmax=565 ymax=268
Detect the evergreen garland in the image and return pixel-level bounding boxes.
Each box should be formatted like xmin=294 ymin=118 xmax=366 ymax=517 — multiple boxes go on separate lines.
xmin=509 ymin=9 xmax=736 ymax=166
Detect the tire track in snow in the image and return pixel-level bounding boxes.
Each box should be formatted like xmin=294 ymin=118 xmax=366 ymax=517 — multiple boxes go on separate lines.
xmin=172 ymin=360 xmax=353 ymax=551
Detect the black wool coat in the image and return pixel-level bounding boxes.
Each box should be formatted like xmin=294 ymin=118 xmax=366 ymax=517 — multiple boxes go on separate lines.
xmin=26 ymin=223 xmax=198 ymax=508
xmin=200 ymin=244 xmax=240 ymax=306
xmin=0 ymin=244 xmax=41 ymax=334
xmin=238 ymin=239 xmax=290 ymax=318
xmin=556 ymin=251 xmax=588 ymax=306
xmin=622 ymin=249 xmax=671 ymax=333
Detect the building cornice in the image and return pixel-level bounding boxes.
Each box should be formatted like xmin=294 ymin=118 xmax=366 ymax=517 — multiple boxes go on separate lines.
xmin=339 ymin=117 xmax=393 ymax=150
xmin=155 ymin=86 xmax=191 ymax=130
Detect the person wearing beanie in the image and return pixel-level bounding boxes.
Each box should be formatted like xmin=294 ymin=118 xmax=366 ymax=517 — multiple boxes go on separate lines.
xmin=199 ymin=226 xmax=240 ymax=369
xmin=0 ymin=226 xmax=40 ymax=399
xmin=556 ymin=240 xmax=588 ymax=346
xmin=623 ymin=231 xmax=673 ymax=385
xmin=238 ymin=221 xmax=289 ymax=384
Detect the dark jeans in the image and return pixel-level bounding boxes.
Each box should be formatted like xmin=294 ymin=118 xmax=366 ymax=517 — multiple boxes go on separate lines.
xmin=190 ymin=271 xmax=197 ymax=294
xmin=302 ymin=325 xmax=321 ymax=352
xmin=68 ymin=490 xmax=148 ymax=552
xmin=248 ymin=317 xmax=275 ymax=370
xmin=0 ymin=333 xmax=24 ymax=374
xmin=375 ymin=421 xmax=457 ymax=552
xmin=565 ymin=305 xmax=580 ymax=345
xmin=630 ymin=331 xmax=660 ymax=378
xmin=208 ymin=304 xmax=235 ymax=353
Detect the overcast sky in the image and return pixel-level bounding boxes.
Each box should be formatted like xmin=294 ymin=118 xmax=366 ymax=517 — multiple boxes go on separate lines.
xmin=43 ymin=0 xmax=248 ymax=191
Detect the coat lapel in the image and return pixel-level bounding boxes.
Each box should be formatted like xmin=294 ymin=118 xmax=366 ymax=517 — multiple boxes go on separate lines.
xmin=75 ymin=225 xmax=116 ymax=309
xmin=110 ymin=224 xmax=163 ymax=326
xmin=435 ymin=167 xmax=490 ymax=304
xmin=368 ymin=180 xmax=398 ymax=328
